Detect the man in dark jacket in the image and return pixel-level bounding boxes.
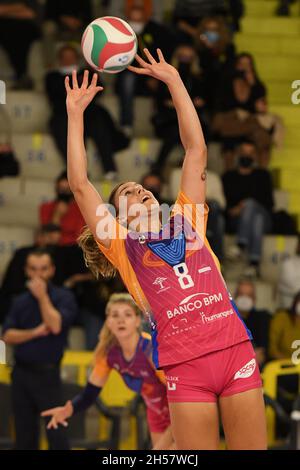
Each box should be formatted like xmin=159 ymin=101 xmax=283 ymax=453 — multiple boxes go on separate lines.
xmin=222 ymin=140 xmax=273 ymax=276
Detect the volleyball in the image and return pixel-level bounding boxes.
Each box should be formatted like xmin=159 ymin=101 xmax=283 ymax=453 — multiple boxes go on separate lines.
xmin=81 ymin=16 xmax=138 ymax=74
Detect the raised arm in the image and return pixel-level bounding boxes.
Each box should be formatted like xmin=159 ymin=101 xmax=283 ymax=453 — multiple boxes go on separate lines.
xmin=66 ymin=70 xmax=113 ymax=248
xmin=129 ymin=49 xmax=207 ymax=204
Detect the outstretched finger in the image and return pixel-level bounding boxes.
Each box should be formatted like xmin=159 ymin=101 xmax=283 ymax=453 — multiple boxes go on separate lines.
xmin=89 ymin=72 xmax=99 ymax=88
xmin=65 ymin=76 xmax=71 ymax=93
xmin=82 ymin=69 xmax=89 ymax=89
xmin=157 ymin=49 xmax=165 ymax=63
xmin=127 ymin=65 xmax=150 ymax=75
xmin=135 ymin=53 xmax=151 ymax=68
xmin=47 ymin=417 xmax=56 ymax=429
xmin=61 ymin=421 xmax=69 ymax=427
xmin=143 ymin=48 xmax=156 ymax=64
xmin=41 ymin=409 xmax=55 ymax=417
xmin=72 ymin=70 xmax=78 ymax=89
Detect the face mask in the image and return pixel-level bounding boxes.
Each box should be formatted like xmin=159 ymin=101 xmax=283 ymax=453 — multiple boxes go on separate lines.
xmin=178 ymin=62 xmax=192 ymax=76
xmin=128 ymin=21 xmax=145 ymax=34
xmin=236 ymin=295 xmax=254 ymax=312
xmin=204 ymin=31 xmax=220 ymax=44
xmin=238 ymin=155 xmax=254 ymax=169
xmin=56 ymin=191 xmax=73 ymax=203
xmin=59 ymin=65 xmax=78 ymax=75
xmin=296 ymin=304 xmax=300 ymax=316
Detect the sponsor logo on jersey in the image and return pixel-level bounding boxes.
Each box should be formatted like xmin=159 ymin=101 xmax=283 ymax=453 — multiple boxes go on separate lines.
xmin=234 ymin=358 xmax=256 ymax=380
xmin=166 ymin=292 xmax=223 ymax=319
xmin=153 ymin=277 xmax=170 ymax=293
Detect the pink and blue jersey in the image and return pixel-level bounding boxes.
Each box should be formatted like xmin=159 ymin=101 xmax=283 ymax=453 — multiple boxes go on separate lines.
xmin=98 ymin=191 xmax=252 ymax=369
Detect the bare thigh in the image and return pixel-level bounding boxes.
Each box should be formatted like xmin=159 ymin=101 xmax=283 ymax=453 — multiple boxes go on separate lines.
xmin=168 ymin=402 xmax=220 ymax=450
xmin=219 ymin=388 xmax=267 ymax=450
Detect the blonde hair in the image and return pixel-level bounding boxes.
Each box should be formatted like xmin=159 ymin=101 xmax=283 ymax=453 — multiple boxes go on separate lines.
xmin=77 ymin=181 xmax=126 ymax=280
xmin=94 ymin=293 xmax=141 ymax=362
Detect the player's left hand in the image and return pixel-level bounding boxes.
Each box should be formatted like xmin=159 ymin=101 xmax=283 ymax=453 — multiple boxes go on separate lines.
xmin=128 ymin=48 xmax=179 ymax=85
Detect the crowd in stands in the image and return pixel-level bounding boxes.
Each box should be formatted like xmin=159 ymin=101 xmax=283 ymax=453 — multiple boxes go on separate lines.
xmin=0 ymin=0 xmax=300 ymax=449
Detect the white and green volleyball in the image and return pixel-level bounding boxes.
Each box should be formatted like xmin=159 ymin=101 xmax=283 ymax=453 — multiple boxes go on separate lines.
xmin=81 ymin=16 xmax=138 ymax=74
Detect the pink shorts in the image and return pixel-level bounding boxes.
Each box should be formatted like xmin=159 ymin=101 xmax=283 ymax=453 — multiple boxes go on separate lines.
xmin=146 ymin=395 xmax=171 ymax=433
xmin=163 ymin=340 xmax=262 ymax=403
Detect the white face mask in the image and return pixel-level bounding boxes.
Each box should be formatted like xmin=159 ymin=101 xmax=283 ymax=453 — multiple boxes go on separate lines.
xmin=296 ymin=304 xmax=300 ymax=316
xmin=128 ymin=21 xmax=145 ymax=34
xmin=59 ymin=65 xmax=78 ymax=75
xmin=236 ymin=295 xmax=254 ymax=312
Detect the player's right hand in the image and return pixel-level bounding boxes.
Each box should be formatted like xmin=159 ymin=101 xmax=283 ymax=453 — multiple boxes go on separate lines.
xmin=41 ymin=400 xmax=73 ymax=429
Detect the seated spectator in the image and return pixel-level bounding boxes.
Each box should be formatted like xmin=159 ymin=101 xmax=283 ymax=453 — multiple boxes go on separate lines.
xmin=206 ymin=170 xmax=226 ymax=261
xmin=2 ymin=248 xmax=77 ymax=450
xmin=0 ymin=224 xmax=63 ymax=322
xmin=174 ymin=0 xmax=244 ymax=37
xmin=222 ymin=140 xmax=274 ymax=277
xmin=105 ymin=0 xmax=164 ymax=23
xmin=151 ymin=43 xmax=209 ymax=172
xmin=0 ymin=0 xmax=41 ymax=88
xmin=196 ymin=16 xmax=235 ymax=107
xmin=269 ymin=291 xmax=300 ymax=360
xmin=43 ymin=0 xmax=91 ymax=66
xmin=45 ymin=45 xmax=128 ymax=180
xmin=39 ymin=171 xmax=85 ymax=246
xmin=0 ymin=142 xmax=19 ymax=177
xmin=278 ymin=235 xmax=300 ymax=310
xmin=214 ymin=53 xmax=267 ymax=168
xmin=235 ymin=279 xmax=271 ymax=368
xmin=115 ymin=4 xmax=175 ymax=133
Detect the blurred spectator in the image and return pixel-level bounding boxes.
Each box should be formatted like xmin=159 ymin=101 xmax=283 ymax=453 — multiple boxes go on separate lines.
xmin=2 ymin=248 xmax=77 ymax=449
xmin=45 ymin=45 xmax=128 ymax=180
xmin=195 ymin=16 xmax=235 ymax=107
xmin=151 ymin=43 xmax=209 ymax=171
xmin=269 ymin=291 xmax=300 ymax=360
xmin=222 ymin=140 xmax=274 ymax=277
xmin=278 ymin=235 xmax=300 ymax=310
xmin=105 ymin=0 xmax=164 ymax=23
xmin=174 ymin=0 xmax=244 ymax=36
xmin=217 ymin=53 xmax=266 ymax=112
xmin=213 ymin=53 xmax=268 ymax=168
xmin=141 ymin=171 xmax=172 ymax=205
xmin=0 ymin=142 xmax=19 ymax=177
xmin=206 ymin=170 xmax=226 ymax=261
xmin=0 ymin=224 xmax=64 ymax=323
xmin=43 ymin=0 xmax=91 ymax=66
xmin=115 ymin=4 xmax=175 ymax=133
xmin=39 ymin=171 xmax=85 ymax=246
xmin=276 ymin=0 xmax=296 ymax=15
xmin=235 ymin=279 xmax=271 ymax=368
xmin=0 ymin=0 xmax=41 ymax=88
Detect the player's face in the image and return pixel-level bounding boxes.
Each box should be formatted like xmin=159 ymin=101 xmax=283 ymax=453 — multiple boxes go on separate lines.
xmin=106 ymin=302 xmax=141 ymax=339
xmin=114 ymin=182 xmax=159 ymax=223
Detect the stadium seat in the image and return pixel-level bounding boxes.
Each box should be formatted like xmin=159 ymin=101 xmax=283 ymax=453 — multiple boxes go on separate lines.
xmin=241 ymin=17 xmax=300 ymax=36
xmin=28 ymin=41 xmax=46 ymax=92
xmin=260 ymin=235 xmax=298 ymax=283
xmin=0 ymin=226 xmax=34 ymax=280
xmin=6 ymin=91 xmax=50 ymax=133
xmin=11 ymin=133 xmax=64 ymax=180
xmin=68 ymin=327 xmax=86 ymax=351
xmin=115 ymin=138 xmax=159 ymax=181
xmin=273 ymin=189 xmax=289 ymax=212
xmin=101 ymin=95 xmax=154 ymax=137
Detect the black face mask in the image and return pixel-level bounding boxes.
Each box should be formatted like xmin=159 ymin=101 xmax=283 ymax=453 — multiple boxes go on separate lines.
xmin=238 ymin=155 xmax=254 ymax=169
xmin=178 ymin=62 xmax=192 ymax=77
xmin=56 ymin=191 xmax=73 ymax=203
